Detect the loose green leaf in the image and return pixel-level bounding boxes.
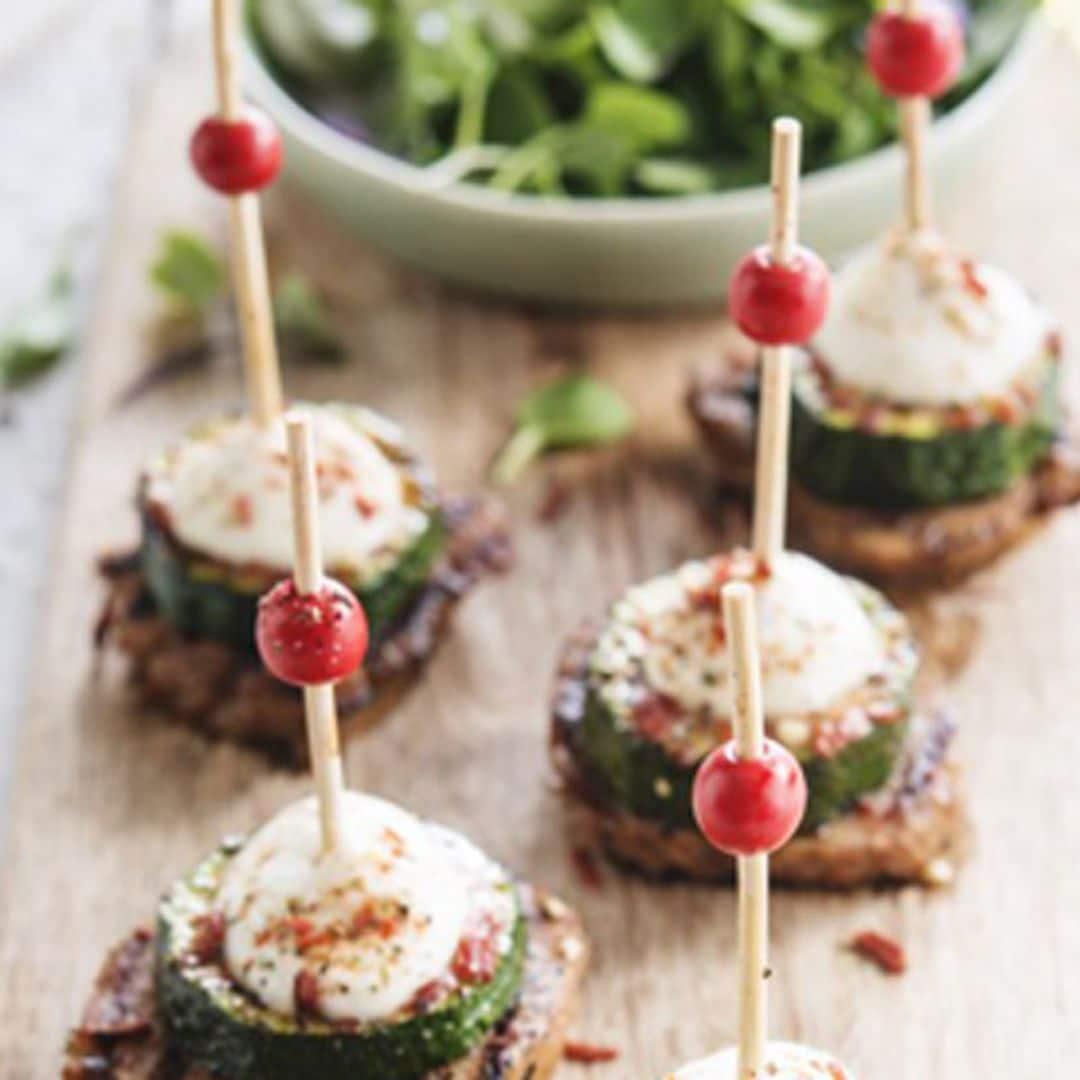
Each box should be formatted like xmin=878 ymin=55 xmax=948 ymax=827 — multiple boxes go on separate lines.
xmin=491 ymin=372 xmax=634 ymax=484
xmin=634 ymin=156 xmax=716 ymax=195
xmin=0 ymin=268 xmax=77 ymax=389
xmin=589 ymin=6 xmax=662 ymax=82
xmin=583 ymin=82 xmax=691 ymax=150
xmin=731 ymin=0 xmax=837 ymax=50
xmin=273 ymin=274 xmax=345 ymax=362
xmin=150 ymin=230 xmax=226 ymax=314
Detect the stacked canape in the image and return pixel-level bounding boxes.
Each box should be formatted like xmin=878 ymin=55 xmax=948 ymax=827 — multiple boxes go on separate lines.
xmin=690 ymin=0 xmax=1080 ymax=585
xmin=67 ymin=416 xmax=586 ymax=1080
xmin=554 ymin=119 xmax=963 ymax=887
xmin=98 ymin=0 xmax=507 ymax=760
xmin=663 ymin=583 xmax=855 ymax=1080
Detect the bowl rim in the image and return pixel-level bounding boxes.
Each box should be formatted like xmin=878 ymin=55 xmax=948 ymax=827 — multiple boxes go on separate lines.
xmin=244 ymin=12 xmax=1041 ymax=226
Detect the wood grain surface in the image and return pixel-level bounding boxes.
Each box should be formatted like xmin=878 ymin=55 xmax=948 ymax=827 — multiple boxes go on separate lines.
xmin=1 ymin=17 xmax=1079 ymax=1080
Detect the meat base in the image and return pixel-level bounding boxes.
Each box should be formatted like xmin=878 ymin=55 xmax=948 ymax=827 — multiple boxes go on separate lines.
xmin=687 ymin=365 xmax=1080 ymax=587
xmin=96 ymin=496 xmax=510 ymax=765
xmin=552 ymin=625 xmax=967 ymax=889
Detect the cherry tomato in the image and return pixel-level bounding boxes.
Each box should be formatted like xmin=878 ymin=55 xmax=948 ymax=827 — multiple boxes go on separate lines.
xmin=692 ymin=738 xmax=807 ymax=857
xmin=867 ymin=2 xmax=966 ymax=99
xmin=256 ymin=577 xmax=368 ymax=687
xmin=728 ymin=245 xmax=830 ymax=346
xmin=190 ymin=107 xmax=283 ymax=195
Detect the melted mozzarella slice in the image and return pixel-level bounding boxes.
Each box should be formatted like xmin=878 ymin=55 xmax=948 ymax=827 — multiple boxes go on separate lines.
xmin=217 ymin=793 xmax=477 ymax=1024
xmin=669 ymin=1042 xmax=853 ymax=1079
xmin=146 ymin=404 xmax=428 ymax=574
xmin=598 ymin=552 xmax=883 ymax=717
xmin=814 ymin=234 xmax=1048 ymax=406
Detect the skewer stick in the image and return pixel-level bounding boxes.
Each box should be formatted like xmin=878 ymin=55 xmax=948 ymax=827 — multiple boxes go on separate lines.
xmin=287 ymin=417 xmax=345 ymax=855
xmin=211 ymin=0 xmax=283 ymax=428
xmin=751 ymin=118 xmax=800 ymax=567
xmin=723 ymin=583 xmax=769 ymax=1080
xmin=899 ymin=0 xmax=931 ymax=232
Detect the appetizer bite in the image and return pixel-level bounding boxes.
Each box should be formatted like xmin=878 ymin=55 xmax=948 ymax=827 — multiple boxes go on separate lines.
xmin=554 ymin=120 xmax=963 ymax=887
xmin=98 ymin=0 xmax=507 ymax=760
xmin=68 ymin=418 xmax=585 ymax=1080
xmin=663 ymin=584 xmax=854 ymax=1080
xmin=690 ymin=0 xmax=1080 ymax=586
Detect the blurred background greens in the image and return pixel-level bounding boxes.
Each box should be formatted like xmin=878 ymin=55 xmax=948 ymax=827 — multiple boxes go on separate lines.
xmin=250 ymin=0 xmax=1036 ymax=197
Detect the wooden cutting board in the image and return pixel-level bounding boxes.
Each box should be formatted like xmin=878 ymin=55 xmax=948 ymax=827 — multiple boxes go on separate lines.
xmin=2 ymin=17 xmax=1079 ymax=1080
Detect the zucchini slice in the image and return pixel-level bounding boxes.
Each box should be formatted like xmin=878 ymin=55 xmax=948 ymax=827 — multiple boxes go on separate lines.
xmin=157 ymin=844 xmax=527 ymax=1080
xmin=138 ymin=405 xmax=445 ymax=651
xmin=790 ymin=350 xmax=1060 ymax=509
xmin=571 ymin=579 xmax=917 ymax=834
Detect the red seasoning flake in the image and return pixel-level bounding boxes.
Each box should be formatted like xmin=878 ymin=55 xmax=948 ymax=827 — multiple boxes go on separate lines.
xmin=850 ymin=930 xmax=907 ymax=975
xmin=188 ymin=911 xmax=226 ymax=964
xmin=570 ymin=846 xmax=605 ymax=891
xmin=564 ymin=1041 xmax=620 ymax=1064
xmin=230 ymin=493 xmax=254 ymax=527
xmin=294 ymin=969 xmax=321 ymax=1015
xmin=536 ymin=478 xmax=572 ymax=524
xmin=355 ymin=494 xmax=378 ymax=518
xmin=451 ymin=925 xmax=500 ymax=985
xmin=960 ymin=259 xmax=989 ymax=301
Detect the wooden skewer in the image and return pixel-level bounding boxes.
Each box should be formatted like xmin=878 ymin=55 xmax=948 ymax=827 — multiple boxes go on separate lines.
xmin=899 ymin=0 xmax=931 ymax=232
xmin=723 ymin=582 xmax=769 ymax=1080
xmin=751 ymin=118 xmax=800 ymax=568
xmin=211 ymin=0 xmax=283 ymax=428
xmin=287 ymin=416 xmax=345 ymax=855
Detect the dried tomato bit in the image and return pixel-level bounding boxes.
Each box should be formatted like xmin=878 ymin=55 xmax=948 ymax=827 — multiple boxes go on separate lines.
xmin=228 ymin=493 xmax=254 ymax=526
xmin=189 ymin=911 xmax=226 ymax=964
xmin=451 ymin=925 xmax=500 ymax=985
xmin=294 ymin=969 xmax=321 ymax=1016
xmin=564 ymin=1040 xmax=620 ymax=1064
xmin=850 ymin=929 xmax=907 ymax=975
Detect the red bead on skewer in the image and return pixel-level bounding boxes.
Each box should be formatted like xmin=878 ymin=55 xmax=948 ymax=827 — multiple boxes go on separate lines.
xmin=728 ymin=244 xmax=830 ymax=347
xmin=256 ymin=577 xmax=368 ymax=688
xmin=867 ymin=0 xmax=965 ymax=100
xmin=190 ymin=107 xmax=283 ymax=195
xmin=692 ymin=739 xmax=807 ymax=858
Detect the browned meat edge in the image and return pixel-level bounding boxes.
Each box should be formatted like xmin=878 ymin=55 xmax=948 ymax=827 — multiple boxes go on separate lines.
xmin=687 ymin=365 xmax=1080 ymax=587
xmin=95 ymin=496 xmax=510 ymax=765
xmin=62 ymin=885 xmax=587 ymax=1080
xmin=551 ymin=624 xmax=967 ymax=888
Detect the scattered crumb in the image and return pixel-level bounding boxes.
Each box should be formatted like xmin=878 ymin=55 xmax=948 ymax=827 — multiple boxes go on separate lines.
xmin=849 ymin=930 xmax=907 ymax=975
xmin=570 ymin=846 xmax=605 ymax=890
xmin=537 ymin=477 xmax=572 ymax=523
xmin=564 ymin=1040 xmax=620 ymax=1064
xmin=921 ymin=857 xmax=955 ymax=887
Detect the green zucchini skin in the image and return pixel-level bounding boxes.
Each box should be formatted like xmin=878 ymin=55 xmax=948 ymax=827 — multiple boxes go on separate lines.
xmin=571 ymin=581 xmax=916 ymax=835
xmin=157 ymin=847 xmax=526 ymax=1080
xmin=790 ymin=356 xmax=1060 ymax=509
xmin=140 ymin=508 xmax=446 ymax=652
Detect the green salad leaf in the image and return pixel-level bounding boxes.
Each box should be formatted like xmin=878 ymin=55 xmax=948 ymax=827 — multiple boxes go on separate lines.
xmin=251 ymin=0 xmax=1036 ymax=198
xmin=492 ymin=372 xmax=634 ymax=484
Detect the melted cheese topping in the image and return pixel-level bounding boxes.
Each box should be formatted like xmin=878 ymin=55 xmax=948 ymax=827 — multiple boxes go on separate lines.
xmin=815 ymin=232 xmax=1048 ymax=407
xmin=216 ymin=793 xmax=514 ymax=1024
xmin=668 ymin=1042 xmax=853 ymax=1079
xmin=594 ymin=552 xmax=884 ymax=718
xmin=144 ymin=404 xmax=429 ymax=575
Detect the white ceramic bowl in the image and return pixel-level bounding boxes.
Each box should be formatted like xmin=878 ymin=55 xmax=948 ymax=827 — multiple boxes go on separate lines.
xmin=245 ymin=20 xmax=1042 ymax=309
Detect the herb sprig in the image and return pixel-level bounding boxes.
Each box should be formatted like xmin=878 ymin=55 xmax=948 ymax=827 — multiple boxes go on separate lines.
xmin=492 ymin=372 xmax=634 ymax=484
